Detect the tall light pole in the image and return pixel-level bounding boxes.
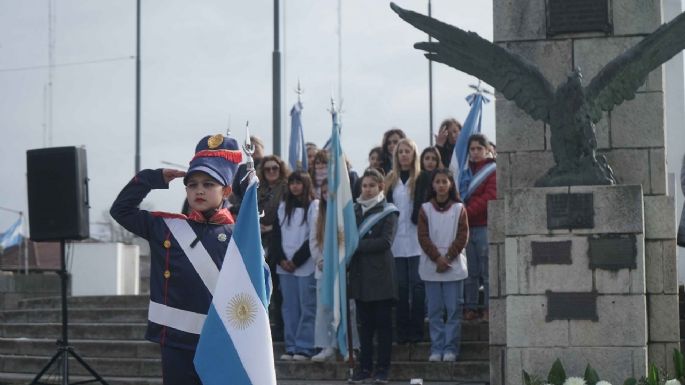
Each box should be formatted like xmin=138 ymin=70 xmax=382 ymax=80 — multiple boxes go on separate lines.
xmin=272 ymin=0 xmax=282 ymax=156
xmin=135 ymin=0 xmax=141 ymax=172
xmin=428 ymin=0 xmax=434 ymax=146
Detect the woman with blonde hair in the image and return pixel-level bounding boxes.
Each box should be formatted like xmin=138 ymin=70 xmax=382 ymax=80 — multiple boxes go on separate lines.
xmin=384 ymin=137 xmax=430 ymax=344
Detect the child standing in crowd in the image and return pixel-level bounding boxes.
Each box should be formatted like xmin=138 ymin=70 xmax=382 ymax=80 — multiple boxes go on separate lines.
xmin=380 ymin=128 xmax=406 ymax=174
xmin=110 ymin=134 xmax=249 ymax=385
xmin=385 ymin=138 xmax=428 ymax=344
xmin=462 ymin=134 xmax=497 ymax=321
xmin=417 ymin=169 xmax=469 ymax=362
xmin=348 ymin=168 xmax=399 ymax=384
xmin=310 ymin=150 xmax=329 ymax=199
xmin=435 ymin=118 xmax=462 ymax=168
xmin=420 ymin=146 xmax=442 ymax=173
xmin=270 ymin=171 xmax=319 ymax=360
xmin=257 ymin=155 xmax=290 ymax=341
xmin=368 ymin=146 xmax=383 ymax=171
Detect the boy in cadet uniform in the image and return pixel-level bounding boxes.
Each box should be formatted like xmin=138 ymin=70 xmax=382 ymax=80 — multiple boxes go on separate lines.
xmin=111 ymin=133 xmax=245 ymax=385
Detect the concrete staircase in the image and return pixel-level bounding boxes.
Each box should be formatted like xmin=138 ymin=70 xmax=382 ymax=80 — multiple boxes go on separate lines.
xmin=0 ymin=295 xmax=489 ymax=384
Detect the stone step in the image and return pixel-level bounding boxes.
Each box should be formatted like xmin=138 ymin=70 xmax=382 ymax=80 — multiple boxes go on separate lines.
xmin=0 ymin=372 xmax=483 ymax=385
xmin=0 ymin=354 xmax=489 ymax=382
xmin=0 ymin=323 xmax=147 ymax=340
xmin=17 ymin=295 xmax=149 ymax=310
xmin=0 ymin=321 xmax=489 ymax=343
xmin=1 ymin=308 xmax=148 ymax=323
xmin=0 ymin=338 xmax=159 ymax=359
xmin=0 ymin=372 xmax=163 ymax=385
xmin=0 ymin=337 xmax=489 ymax=361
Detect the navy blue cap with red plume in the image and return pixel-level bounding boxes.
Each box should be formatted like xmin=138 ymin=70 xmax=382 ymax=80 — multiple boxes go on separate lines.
xmin=184 ymin=134 xmax=242 ymax=186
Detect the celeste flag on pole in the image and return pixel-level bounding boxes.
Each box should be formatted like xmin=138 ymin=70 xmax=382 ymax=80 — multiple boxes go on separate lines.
xmin=288 ymin=101 xmax=307 ymax=171
xmin=194 ymin=177 xmax=275 ymax=385
xmin=0 ymin=217 xmax=23 ymax=252
xmin=320 ymin=111 xmax=359 ymax=358
xmin=449 ymin=92 xmax=489 ymax=199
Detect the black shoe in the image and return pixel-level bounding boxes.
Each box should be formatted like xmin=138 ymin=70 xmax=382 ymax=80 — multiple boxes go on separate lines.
xmin=348 ymin=368 xmax=372 ymax=384
xmin=374 ymin=368 xmax=389 ymax=384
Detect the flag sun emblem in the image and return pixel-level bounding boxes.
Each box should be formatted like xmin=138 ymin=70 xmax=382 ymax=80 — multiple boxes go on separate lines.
xmin=225 ymin=293 xmax=257 ymax=330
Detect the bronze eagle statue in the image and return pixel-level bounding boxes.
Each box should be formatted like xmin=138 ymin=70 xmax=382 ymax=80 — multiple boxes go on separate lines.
xmin=391 ymin=3 xmax=685 ymax=187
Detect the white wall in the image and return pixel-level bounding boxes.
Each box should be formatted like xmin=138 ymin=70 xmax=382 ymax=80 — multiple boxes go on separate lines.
xmin=664 ymin=0 xmax=685 ymax=283
xmin=69 ymin=242 xmax=140 ymax=296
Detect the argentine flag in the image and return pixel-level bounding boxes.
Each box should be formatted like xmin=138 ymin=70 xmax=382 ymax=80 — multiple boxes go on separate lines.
xmin=0 ymin=217 xmax=23 ymax=252
xmin=194 ymin=177 xmax=275 ymax=385
xmin=450 ymin=92 xmax=489 ymax=197
xmin=288 ymin=101 xmax=308 ymax=171
xmin=321 ymin=111 xmax=359 ymax=357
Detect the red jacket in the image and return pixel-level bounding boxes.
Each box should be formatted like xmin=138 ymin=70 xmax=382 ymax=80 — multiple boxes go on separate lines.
xmin=465 ymin=158 xmax=497 ymax=227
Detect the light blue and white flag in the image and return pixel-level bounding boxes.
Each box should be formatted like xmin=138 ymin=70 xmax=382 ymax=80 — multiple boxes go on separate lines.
xmin=450 ymin=93 xmax=489 ymax=198
xmin=288 ymin=101 xmax=307 ymax=171
xmin=194 ymin=177 xmax=275 ymax=385
xmin=320 ymin=111 xmax=359 ymax=358
xmin=0 ymin=217 xmax=23 ymax=252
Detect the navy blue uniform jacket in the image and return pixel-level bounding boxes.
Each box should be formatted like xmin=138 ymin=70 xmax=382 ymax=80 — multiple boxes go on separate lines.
xmin=110 ymin=169 xmax=233 ymax=351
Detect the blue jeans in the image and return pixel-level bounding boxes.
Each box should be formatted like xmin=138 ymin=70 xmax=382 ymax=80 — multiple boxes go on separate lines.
xmin=395 ymin=256 xmax=425 ymax=342
xmin=425 ymin=280 xmax=464 ymax=356
xmin=464 ymin=226 xmax=489 ymax=310
xmin=279 ymin=273 xmax=316 ymax=356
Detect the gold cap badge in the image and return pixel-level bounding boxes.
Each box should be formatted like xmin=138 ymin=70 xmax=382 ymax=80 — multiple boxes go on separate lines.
xmin=207 ymin=134 xmax=224 ymax=149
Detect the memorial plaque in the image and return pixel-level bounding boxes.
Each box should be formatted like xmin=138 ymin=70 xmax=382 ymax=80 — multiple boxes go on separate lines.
xmin=546 ymin=291 xmax=598 ymax=322
xmin=588 ymin=234 xmax=637 ymax=270
xmin=546 ymin=193 xmax=595 ymax=230
xmin=531 ymin=241 xmax=572 ymax=265
xmin=547 ymin=0 xmax=612 ymax=36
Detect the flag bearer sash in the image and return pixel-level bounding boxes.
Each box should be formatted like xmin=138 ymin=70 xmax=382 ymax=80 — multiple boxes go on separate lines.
xmin=145 ymin=218 xmax=221 ymax=335
xmin=463 ymin=162 xmax=496 ymax=202
xmin=357 ymin=203 xmax=399 ymax=240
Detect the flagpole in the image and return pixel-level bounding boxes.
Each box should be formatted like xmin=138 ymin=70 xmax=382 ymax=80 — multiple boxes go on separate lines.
xmin=134 ymin=0 xmax=141 ymax=173
xmin=428 ymin=0 xmax=434 ymax=146
xmin=346 ymin=286 xmax=354 ymax=375
xmin=0 ymin=206 xmax=22 ymax=214
xmin=272 ymin=0 xmax=282 ymax=156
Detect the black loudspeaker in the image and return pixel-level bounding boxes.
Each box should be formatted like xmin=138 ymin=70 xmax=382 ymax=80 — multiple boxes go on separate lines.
xmin=27 ymin=146 xmax=90 ymax=241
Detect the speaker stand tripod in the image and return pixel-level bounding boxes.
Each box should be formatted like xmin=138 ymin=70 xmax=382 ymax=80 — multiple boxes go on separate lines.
xmin=31 ymin=240 xmax=109 ymax=385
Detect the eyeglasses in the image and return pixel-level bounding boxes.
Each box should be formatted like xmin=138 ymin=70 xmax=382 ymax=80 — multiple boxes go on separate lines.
xmin=264 ymin=165 xmax=280 ymax=173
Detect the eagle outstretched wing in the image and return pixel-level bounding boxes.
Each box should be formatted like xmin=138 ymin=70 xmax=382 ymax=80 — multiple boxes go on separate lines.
xmin=585 ymin=11 xmax=685 ymax=122
xmin=390 ymin=2 xmax=554 ymax=123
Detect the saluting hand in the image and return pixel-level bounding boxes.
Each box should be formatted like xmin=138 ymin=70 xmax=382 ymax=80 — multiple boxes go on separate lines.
xmin=163 ymin=169 xmax=187 ymax=184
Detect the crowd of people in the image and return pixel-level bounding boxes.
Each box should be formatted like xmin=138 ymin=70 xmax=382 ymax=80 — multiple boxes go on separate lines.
xmin=227 ymin=119 xmax=498 ymax=384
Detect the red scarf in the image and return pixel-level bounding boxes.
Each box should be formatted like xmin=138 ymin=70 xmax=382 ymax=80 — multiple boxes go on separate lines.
xmin=187 ymin=208 xmax=235 ymax=225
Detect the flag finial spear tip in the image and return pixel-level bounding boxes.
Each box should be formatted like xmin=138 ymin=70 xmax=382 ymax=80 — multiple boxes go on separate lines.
xmin=242 ymin=121 xmax=255 ymax=173
xmin=295 ymin=80 xmax=304 ymax=103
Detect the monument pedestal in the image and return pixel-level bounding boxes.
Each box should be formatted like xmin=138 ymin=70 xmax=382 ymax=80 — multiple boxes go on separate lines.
xmin=499 ymin=185 xmax=648 ymax=384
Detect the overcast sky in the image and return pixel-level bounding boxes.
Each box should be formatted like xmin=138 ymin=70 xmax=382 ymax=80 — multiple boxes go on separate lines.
xmin=0 ymin=0 xmax=496 ymax=235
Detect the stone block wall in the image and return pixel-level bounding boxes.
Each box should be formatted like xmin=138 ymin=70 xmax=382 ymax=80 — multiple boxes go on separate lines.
xmin=491 ymin=1 xmax=679 ymax=382
xmin=0 ymin=273 xmax=61 ymax=310
xmin=499 ymin=186 xmax=648 ymax=385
